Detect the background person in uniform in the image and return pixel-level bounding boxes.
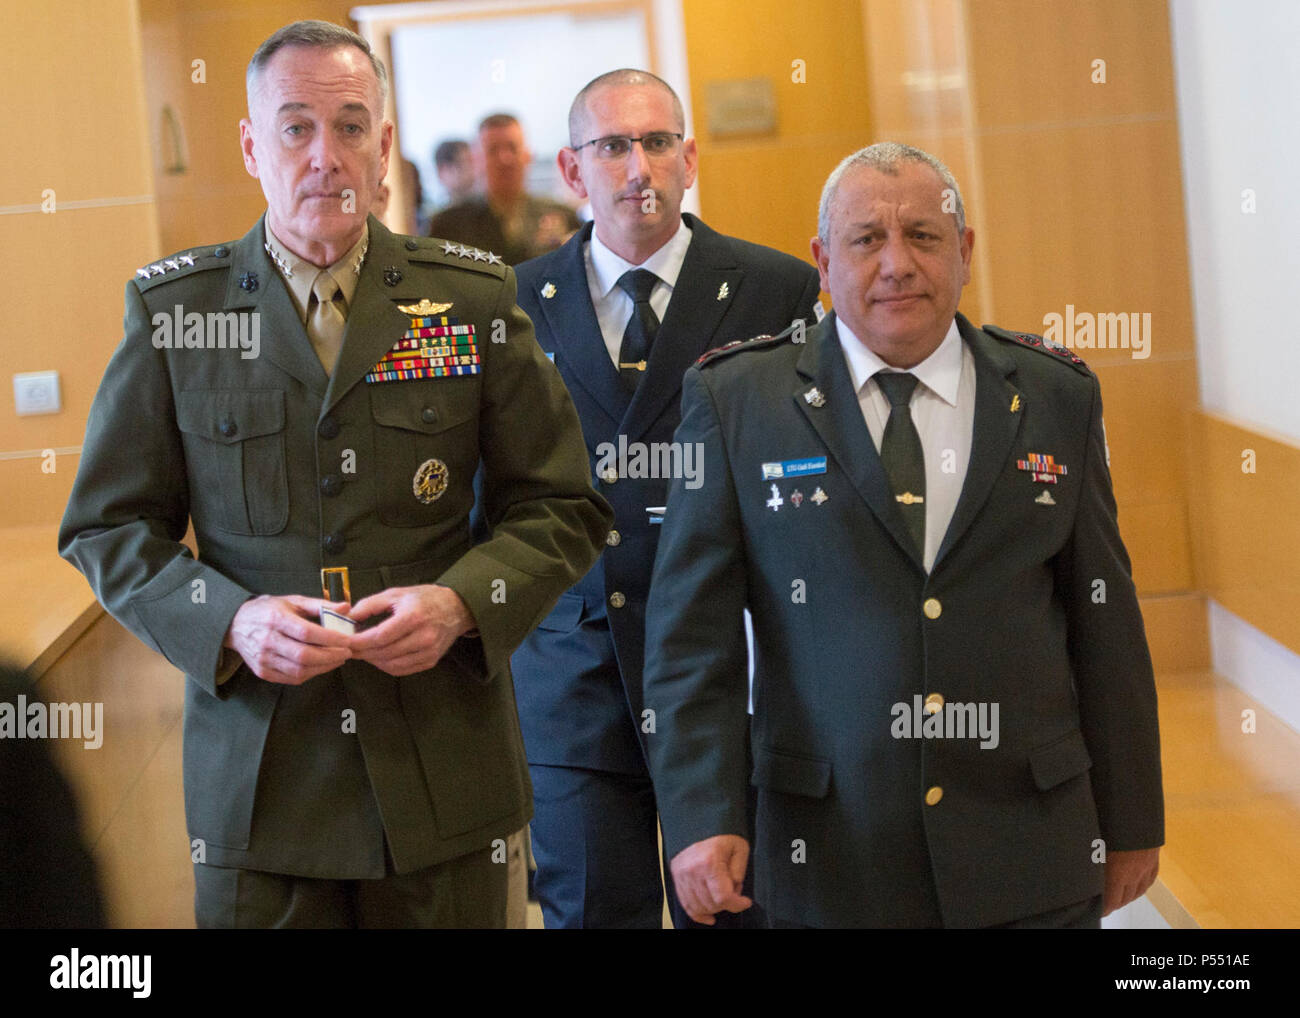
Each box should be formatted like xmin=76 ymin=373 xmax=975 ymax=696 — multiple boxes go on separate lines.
xmin=433 ymin=138 xmax=475 ymax=207
xmin=429 ymin=113 xmax=580 ymax=266
xmin=59 ymin=20 xmax=610 ymax=929
xmin=643 ymin=142 xmax=1163 ymax=928
xmin=509 ymin=68 xmax=822 ymax=929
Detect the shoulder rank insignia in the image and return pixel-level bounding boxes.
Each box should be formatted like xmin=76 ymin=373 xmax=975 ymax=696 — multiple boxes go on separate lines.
xmin=439 ymin=240 xmax=504 ymax=265
xmin=983 ymin=323 xmax=1091 ymax=374
xmin=696 ymin=329 xmax=795 ymax=368
xmin=133 ymin=249 xmax=219 ymax=289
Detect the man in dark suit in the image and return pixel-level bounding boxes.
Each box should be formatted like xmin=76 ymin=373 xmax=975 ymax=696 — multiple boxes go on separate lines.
xmin=643 ymin=142 xmax=1163 ymax=928
xmin=509 ymin=69 xmax=821 ymax=928
xmin=59 ymin=20 xmax=610 ymax=928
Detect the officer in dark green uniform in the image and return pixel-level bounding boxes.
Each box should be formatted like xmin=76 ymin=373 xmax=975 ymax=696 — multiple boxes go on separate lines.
xmin=59 ymin=20 xmax=611 ymax=928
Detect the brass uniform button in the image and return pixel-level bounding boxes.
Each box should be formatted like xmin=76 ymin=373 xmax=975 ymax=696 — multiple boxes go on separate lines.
xmin=923 ymin=597 xmax=942 ymax=620
xmin=925 ymin=786 xmax=943 ymax=806
xmin=606 ymin=530 xmax=621 ymax=547
xmin=923 ymin=693 xmax=944 ymax=715
xmin=601 ymin=468 xmax=618 ymax=484
xmin=609 ymin=592 xmax=627 ymax=609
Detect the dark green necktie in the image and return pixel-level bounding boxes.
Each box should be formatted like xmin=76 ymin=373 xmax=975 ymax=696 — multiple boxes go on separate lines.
xmin=616 ymin=269 xmax=660 ymax=391
xmin=876 ymin=372 xmax=926 ymax=555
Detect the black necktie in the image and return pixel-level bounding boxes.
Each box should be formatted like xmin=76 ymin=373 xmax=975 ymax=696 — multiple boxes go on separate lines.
xmin=616 ymin=269 xmax=660 ymax=391
xmin=876 ymin=372 xmax=926 ymax=556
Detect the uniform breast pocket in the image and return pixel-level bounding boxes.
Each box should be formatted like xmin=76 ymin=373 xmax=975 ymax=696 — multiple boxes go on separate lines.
xmin=175 ymin=389 xmax=289 ymax=536
xmin=368 ymin=381 xmax=481 ymax=527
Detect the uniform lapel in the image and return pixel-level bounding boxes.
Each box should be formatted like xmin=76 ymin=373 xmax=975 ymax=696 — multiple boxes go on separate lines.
xmin=622 ymin=214 xmax=743 ymax=442
xmin=323 ymin=217 xmax=424 ymax=416
xmin=533 ymin=223 xmax=630 ymax=429
xmin=224 ymin=218 xmax=328 ymax=397
xmin=931 ymin=313 xmax=1025 ymax=572
xmin=794 ymin=312 xmax=924 ymax=570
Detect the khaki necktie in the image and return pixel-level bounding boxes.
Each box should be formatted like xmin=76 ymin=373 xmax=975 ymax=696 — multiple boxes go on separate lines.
xmin=308 ymin=269 xmax=346 ymax=374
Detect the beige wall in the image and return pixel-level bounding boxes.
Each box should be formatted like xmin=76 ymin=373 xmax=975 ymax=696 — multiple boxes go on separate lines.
xmin=861 ymin=0 xmax=1197 ymax=606
xmin=1 ymin=1 xmax=159 ymax=527
xmin=682 ymin=0 xmax=872 ymax=266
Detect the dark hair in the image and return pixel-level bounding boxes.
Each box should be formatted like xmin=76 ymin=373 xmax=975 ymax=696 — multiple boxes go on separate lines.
xmin=434 ymin=139 xmax=470 ymax=168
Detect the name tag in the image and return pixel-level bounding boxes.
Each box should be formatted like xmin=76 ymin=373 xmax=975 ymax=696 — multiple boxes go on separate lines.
xmin=761 ymin=456 xmax=827 ymax=480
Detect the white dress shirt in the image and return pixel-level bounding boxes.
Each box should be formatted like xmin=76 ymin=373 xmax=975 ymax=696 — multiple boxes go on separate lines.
xmin=836 ymin=316 xmax=976 ymax=573
xmin=585 ymin=219 xmax=693 ymax=367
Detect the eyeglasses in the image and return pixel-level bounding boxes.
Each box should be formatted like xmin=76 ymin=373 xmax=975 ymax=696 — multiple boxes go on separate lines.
xmin=570 ymin=133 xmax=684 ymax=160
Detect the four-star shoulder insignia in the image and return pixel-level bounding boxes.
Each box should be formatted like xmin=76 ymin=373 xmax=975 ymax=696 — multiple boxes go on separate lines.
xmin=133 ymin=245 xmax=230 ymax=291
xmin=983 ymin=323 xmax=1092 ymax=375
xmin=412 ymin=236 xmax=508 ymax=278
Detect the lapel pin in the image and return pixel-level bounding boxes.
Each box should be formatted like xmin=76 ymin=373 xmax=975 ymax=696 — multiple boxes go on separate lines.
xmin=541 ymin=282 xmax=557 ymax=299
xmin=1035 ymin=490 xmax=1056 ymax=506
xmin=790 ymin=489 xmax=804 ymax=508
xmin=717 ymin=281 xmax=730 ymax=301
xmin=384 ymin=266 xmax=403 ymax=287
xmin=238 ymin=272 xmax=259 ymax=293
xmin=1010 ymin=394 xmax=1021 ymax=413
xmin=810 ymin=487 xmax=829 ymax=505
xmin=766 ymin=483 xmax=784 ymax=512
xmin=804 ymin=387 xmax=827 ymax=408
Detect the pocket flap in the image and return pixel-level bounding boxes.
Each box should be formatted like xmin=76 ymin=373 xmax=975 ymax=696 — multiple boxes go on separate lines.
xmin=369 ymin=382 xmax=478 ymax=435
xmin=752 ymin=747 xmax=832 ymax=798
xmin=1028 ymin=728 xmax=1093 ymax=791
xmin=176 ymin=389 xmax=285 ymax=444
xmin=536 ymin=591 xmax=583 ymax=632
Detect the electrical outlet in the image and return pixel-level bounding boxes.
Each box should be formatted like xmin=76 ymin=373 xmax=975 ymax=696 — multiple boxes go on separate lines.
xmin=13 ymin=371 xmax=61 ymax=415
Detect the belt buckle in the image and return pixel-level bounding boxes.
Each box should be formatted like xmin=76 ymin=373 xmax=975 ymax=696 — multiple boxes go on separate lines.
xmin=321 ymin=566 xmax=351 ymax=603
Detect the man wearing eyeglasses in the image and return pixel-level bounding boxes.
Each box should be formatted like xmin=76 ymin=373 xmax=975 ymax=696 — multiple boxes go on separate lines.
xmin=508 ymin=68 xmax=822 ymax=928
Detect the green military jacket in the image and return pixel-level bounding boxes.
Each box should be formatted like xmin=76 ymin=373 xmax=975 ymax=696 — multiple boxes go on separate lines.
xmin=60 ymin=214 xmax=611 ymax=878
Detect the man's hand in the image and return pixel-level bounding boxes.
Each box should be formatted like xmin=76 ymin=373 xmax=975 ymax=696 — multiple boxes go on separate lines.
xmin=225 ymin=594 xmax=353 ymax=685
xmin=347 ymin=584 xmax=476 ymax=676
xmin=669 ymin=834 xmax=752 ymax=926
xmin=1103 ymin=847 xmax=1160 ymax=916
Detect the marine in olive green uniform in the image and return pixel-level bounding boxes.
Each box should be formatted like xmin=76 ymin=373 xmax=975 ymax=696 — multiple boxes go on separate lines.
xmin=59 ymin=211 xmax=611 ymax=926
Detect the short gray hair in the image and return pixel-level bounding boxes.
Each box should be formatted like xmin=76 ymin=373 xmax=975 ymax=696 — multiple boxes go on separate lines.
xmin=817 ymin=142 xmax=966 ymax=241
xmin=246 ymin=20 xmax=388 ymax=114
xmin=568 ymin=69 xmax=684 ymax=147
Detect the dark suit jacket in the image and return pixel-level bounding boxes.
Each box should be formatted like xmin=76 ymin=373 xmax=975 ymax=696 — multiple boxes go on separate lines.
xmin=510 ymin=215 xmax=822 ymax=773
xmin=59 ymin=215 xmax=611 ymax=880
xmin=643 ymin=311 xmax=1164 ymax=927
